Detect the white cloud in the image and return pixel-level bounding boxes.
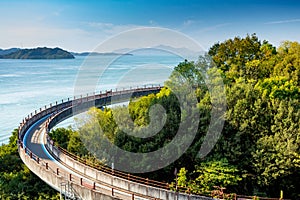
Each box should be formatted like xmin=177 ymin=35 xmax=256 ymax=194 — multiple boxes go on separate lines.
xmin=149 ymin=20 xmax=158 ymax=26
xmin=196 ymin=23 xmax=231 ymax=33
xmin=0 ymin=20 xmax=142 ymax=52
xmin=0 ymin=19 xmax=221 ymax=53
xmin=86 ymin=22 xmax=114 ymax=29
xmin=183 ymin=19 xmax=195 ymax=26
xmin=92 ymin=27 xmax=204 ymax=53
xmin=52 ymin=11 xmax=60 ymax=16
xmin=85 ymin=21 xmax=139 ymax=35
xmin=265 ymin=18 xmax=300 ymax=25
xmin=0 ymin=23 xmax=99 ymax=52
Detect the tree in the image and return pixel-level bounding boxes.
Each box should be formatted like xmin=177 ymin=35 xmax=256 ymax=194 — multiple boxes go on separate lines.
xmin=45 ymin=35 xmax=300 ymax=199
xmin=175 ymin=159 xmax=241 ymax=195
xmin=252 ymin=99 xmax=300 ymax=199
xmin=0 ymin=129 xmax=59 ymax=199
xmin=274 ymin=41 xmax=300 ymax=85
xmin=208 ymin=34 xmax=276 ymax=82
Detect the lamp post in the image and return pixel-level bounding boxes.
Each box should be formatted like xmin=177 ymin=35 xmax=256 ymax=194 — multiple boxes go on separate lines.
xmin=111 ymin=161 xmax=114 ymax=187
xmin=174 ymin=167 xmax=178 ymax=192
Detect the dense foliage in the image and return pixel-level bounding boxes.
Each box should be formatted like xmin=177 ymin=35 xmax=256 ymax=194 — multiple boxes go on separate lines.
xmin=50 ymin=34 xmax=299 ymax=199
xmin=0 ymin=129 xmax=60 ymax=199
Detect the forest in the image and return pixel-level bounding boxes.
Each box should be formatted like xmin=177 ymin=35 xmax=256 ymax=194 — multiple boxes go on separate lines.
xmin=0 ymin=34 xmax=299 ymax=199
xmin=49 ymin=34 xmax=299 ymax=199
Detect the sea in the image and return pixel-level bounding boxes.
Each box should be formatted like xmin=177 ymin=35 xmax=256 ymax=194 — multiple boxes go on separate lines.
xmin=0 ymin=52 xmax=185 ymax=144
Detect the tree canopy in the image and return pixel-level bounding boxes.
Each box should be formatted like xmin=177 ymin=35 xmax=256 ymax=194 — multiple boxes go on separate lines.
xmin=0 ymin=129 xmax=60 ymax=199
xmin=49 ymin=34 xmax=300 ymax=199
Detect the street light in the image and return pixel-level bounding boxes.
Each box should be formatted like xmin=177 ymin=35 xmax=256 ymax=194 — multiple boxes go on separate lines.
xmin=174 ymin=167 xmax=178 ymax=192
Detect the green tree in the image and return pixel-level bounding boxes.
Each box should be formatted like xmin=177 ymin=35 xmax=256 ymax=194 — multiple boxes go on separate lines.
xmin=208 ymin=34 xmax=276 ymax=83
xmin=45 ymin=35 xmax=300 ymax=199
xmin=48 ymin=127 xmax=72 ymax=149
xmin=175 ymin=159 xmax=241 ymax=195
xmin=274 ymin=41 xmax=300 ymax=85
xmin=0 ymin=129 xmax=59 ymax=199
xmin=252 ymin=99 xmax=300 ymax=198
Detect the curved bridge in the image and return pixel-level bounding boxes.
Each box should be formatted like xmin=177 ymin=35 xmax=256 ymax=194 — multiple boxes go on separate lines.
xmin=17 ymin=86 xmax=210 ymax=200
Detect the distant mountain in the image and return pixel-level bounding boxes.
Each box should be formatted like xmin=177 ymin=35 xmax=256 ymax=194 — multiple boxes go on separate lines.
xmin=0 ymin=48 xmax=20 ymax=56
xmin=152 ymin=45 xmax=204 ymax=57
xmin=113 ymin=45 xmax=203 ymax=60
xmin=113 ymin=48 xmax=134 ymax=54
xmin=72 ymin=52 xmax=133 ymax=56
xmin=0 ymin=47 xmax=74 ymax=59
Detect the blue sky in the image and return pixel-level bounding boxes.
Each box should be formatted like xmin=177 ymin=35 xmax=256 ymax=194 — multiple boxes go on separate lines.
xmin=1 ymin=0 xmax=300 ymax=52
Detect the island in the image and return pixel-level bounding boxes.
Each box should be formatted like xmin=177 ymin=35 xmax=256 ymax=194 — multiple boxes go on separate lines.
xmin=0 ymin=48 xmax=20 ymax=55
xmin=0 ymin=47 xmax=74 ymax=59
xmin=71 ymin=52 xmax=133 ymax=56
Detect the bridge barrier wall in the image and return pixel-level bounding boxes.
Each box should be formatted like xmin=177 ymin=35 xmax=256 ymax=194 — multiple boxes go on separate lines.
xmin=19 ymin=86 xmax=212 ymax=200
xmin=44 ymin=90 xmax=211 ymax=200
xmin=19 ymin=86 xmax=162 ymax=142
xmin=19 ymin=143 xmax=122 ymax=200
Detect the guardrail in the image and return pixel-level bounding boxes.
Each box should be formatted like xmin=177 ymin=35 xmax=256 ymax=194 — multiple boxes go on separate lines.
xmin=18 ymin=85 xmax=162 ymax=141
xmin=18 ymin=85 xmax=284 ymax=200
xmin=41 ymin=86 xmax=208 ymax=199
xmin=19 ymin=138 xmax=123 ymax=199
xmin=18 ymin=85 xmax=211 ymax=199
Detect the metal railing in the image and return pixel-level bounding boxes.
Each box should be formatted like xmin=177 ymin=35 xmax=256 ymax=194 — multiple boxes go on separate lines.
xmin=19 ymin=85 xmax=191 ymax=200
xmin=17 ymin=85 xmax=286 ymax=200
xmin=19 ymin=139 xmax=157 ymax=199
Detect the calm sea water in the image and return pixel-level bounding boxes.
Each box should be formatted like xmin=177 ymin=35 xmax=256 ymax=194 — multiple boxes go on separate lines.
xmin=0 ymin=53 xmax=184 ymax=144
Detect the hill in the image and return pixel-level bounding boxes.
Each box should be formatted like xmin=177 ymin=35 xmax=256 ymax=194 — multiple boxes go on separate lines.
xmin=0 ymin=47 xmax=74 ymax=59
xmin=71 ymin=52 xmax=133 ymax=56
xmin=0 ymin=48 xmax=20 ymax=56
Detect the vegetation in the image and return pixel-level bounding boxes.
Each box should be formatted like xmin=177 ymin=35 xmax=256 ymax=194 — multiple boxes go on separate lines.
xmin=41 ymin=34 xmax=300 ymax=199
xmin=0 ymin=47 xmax=74 ymax=59
xmin=0 ymin=129 xmax=60 ymax=199
xmin=0 ymin=48 xmax=19 ymax=56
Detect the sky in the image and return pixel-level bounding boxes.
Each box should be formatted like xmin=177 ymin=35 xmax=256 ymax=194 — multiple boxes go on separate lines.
xmin=1 ymin=0 xmax=300 ymax=52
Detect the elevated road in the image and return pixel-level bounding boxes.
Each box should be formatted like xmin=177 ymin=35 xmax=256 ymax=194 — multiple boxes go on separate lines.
xmin=18 ymin=86 xmax=210 ymax=200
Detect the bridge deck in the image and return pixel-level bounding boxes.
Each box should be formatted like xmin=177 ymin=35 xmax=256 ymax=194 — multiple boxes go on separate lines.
xmin=18 ymin=87 xmax=206 ymax=200
xmin=23 ymin=114 xmax=136 ymax=199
